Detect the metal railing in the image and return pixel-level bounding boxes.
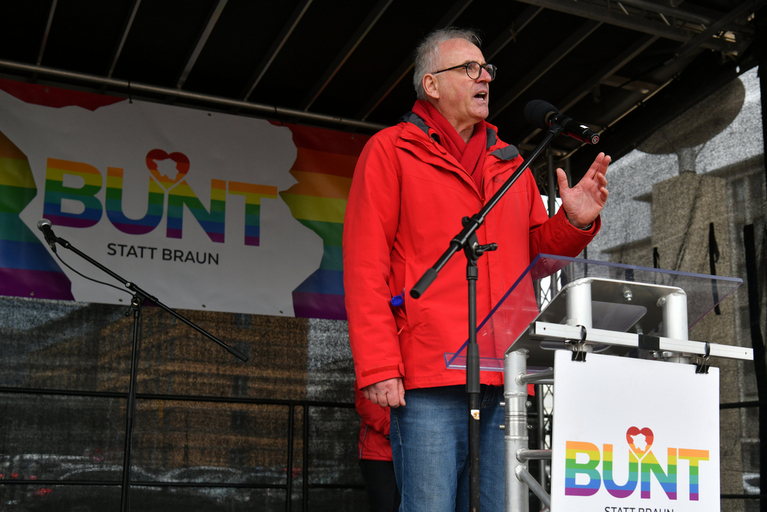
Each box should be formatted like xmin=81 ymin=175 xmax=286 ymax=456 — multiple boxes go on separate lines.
xmin=0 ymin=386 xmax=362 ymax=511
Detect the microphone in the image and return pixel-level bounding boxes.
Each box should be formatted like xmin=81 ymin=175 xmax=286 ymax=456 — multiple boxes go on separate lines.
xmin=37 ymin=219 xmax=58 ymax=252
xmin=524 ymin=100 xmax=600 ymax=145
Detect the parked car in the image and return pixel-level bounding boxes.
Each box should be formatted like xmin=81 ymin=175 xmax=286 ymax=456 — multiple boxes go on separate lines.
xmin=18 ymin=465 xmax=233 ymax=512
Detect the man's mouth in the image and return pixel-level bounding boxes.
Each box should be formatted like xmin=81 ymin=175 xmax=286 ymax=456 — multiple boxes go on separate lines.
xmin=474 ymin=91 xmax=487 ymax=100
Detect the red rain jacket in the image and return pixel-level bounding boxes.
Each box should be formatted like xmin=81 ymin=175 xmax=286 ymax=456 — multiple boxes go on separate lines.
xmin=343 ymin=113 xmax=599 ymax=391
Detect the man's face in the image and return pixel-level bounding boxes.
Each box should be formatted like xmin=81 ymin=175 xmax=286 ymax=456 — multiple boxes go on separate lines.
xmin=429 ymin=38 xmax=492 ymax=132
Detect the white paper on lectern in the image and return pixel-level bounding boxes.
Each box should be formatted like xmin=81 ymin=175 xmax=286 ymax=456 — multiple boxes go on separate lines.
xmin=550 ymin=350 xmax=720 ymax=512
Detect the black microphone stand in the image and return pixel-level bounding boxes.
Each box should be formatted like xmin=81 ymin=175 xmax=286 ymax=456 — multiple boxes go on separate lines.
xmin=45 ymin=234 xmax=248 ymax=512
xmin=410 ymin=123 xmax=564 ymax=511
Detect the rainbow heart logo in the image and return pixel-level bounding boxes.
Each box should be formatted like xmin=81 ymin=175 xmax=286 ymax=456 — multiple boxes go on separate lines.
xmin=626 ymin=426 xmax=654 ymax=459
xmin=145 ymin=149 xmax=190 ymax=190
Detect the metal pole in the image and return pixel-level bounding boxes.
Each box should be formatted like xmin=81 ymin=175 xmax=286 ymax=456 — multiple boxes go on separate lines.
xmin=0 ymin=59 xmax=387 ymax=133
xmin=302 ymin=405 xmax=309 ymax=511
xmin=660 ymin=290 xmax=688 ymax=340
xmin=546 ymin=151 xmax=559 ymax=309
xmin=659 ymin=290 xmax=690 ymax=363
xmin=547 ymin=150 xmax=557 ymax=218
xmin=504 ymin=350 xmax=529 ymax=512
xmin=467 ymin=261 xmax=481 ymax=511
xmin=120 ymin=296 xmax=143 ymax=512
xmin=285 ymin=405 xmax=294 ymax=512
xmin=565 ymin=279 xmax=593 ymax=329
xmin=536 ymin=387 xmax=547 ymax=492
xmin=516 ymin=466 xmax=551 ymax=509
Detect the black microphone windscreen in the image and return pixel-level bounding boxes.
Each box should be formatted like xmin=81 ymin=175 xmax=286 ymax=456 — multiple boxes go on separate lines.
xmin=524 ymin=100 xmax=558 ymax=129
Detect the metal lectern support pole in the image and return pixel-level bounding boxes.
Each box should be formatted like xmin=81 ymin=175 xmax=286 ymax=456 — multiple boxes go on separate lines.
xmin=659 ymin=290 xmax=690 ymax=363
xmin=504 ymin=349 xmax=529 ymax=512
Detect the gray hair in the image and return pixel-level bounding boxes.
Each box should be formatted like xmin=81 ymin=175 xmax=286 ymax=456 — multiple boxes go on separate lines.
xmin=413 ymin=28 xmax=482 ymax=100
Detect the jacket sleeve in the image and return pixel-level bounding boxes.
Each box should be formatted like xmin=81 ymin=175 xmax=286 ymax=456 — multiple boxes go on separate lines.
xmin=343 ymin=129 xmax=405 ymax=389
xmin=523 ymin=168 xmax=601 ymax=258
xmin=354 ymin=381 xmax=390 ymax=436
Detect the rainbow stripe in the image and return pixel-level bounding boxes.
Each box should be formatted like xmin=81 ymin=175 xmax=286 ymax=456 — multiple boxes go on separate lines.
xmin=0 ymin=130 xmax=73 ymax=299
xmin=563 ymin=441 xmax=707 ymax=501
xmin=43 ymin=158 xmax=103 ymax=227
xmin=603 ymin=444 xmax=638 ymax=498
xmin=565 ymin=441 xmax=601 ymax=496
xmin=105 ymin=167 xmax=164 ymax=234
xmin=679 ymin=448 xmax=709 ymax=500
xmin=280 ymin=124 xmax=369 ymax=320
xmin=0 ymin=77 xmax=125 ymax=111
xmin=167 ymin=179 xmax=226 ymax=242
xmin=640 ymin=449 xmax=677 ymax=500
xmin=228 ymin=181 xmax=278 ymax=246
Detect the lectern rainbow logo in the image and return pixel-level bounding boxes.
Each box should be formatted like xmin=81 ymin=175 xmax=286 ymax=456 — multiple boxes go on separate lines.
xmin=565 ymin=426 xmax=709 ymax=501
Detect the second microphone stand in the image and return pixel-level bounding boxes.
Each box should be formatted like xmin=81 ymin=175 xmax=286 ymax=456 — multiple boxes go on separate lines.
xmin=45 ymin=234 xmax=248 ymax=512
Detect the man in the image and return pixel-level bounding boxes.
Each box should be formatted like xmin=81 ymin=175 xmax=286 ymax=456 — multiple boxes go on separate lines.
xmin=343 ymin=27 xmax=609 ymax=511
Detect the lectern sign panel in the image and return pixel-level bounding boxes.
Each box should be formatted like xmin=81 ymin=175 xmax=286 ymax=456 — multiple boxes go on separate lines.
xmin=551 ymin=351 xmax=720 ymax=512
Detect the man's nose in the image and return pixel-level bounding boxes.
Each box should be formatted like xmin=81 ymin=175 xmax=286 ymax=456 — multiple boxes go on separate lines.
xmin=477 ymin=67 xmax=492 ymax=82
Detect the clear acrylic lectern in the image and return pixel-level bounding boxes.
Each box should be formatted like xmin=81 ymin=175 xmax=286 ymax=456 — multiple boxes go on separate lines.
xmin=445 ymin=254 xmax=753 ymax=512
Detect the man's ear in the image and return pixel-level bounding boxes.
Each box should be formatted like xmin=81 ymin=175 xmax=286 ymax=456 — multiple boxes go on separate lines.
xmin=423 ymin=74 xmax=439 ymax=100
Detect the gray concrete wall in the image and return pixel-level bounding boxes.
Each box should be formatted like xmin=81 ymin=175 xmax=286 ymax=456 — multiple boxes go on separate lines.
xmin=586 ymin=67 xmax=765 ymax=511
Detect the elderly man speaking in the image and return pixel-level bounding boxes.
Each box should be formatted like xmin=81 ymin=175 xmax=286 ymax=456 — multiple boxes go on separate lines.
xmin=343 ymin=27 xmax=609 ymax=511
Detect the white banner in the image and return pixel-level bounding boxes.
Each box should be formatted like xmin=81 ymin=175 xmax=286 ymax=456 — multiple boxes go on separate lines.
xmin=0 ymin=79 xmax=365 ymax=318
xmin=551 ymin=350 xmax=720 ymax=512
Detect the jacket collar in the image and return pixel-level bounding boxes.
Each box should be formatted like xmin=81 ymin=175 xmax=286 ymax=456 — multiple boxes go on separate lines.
xmin=400 ymin=111 xmax=518 ymax=160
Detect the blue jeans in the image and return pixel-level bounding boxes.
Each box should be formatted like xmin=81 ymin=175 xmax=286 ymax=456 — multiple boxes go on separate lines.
xmin=389 ymin=385 xmax=505 ymax=512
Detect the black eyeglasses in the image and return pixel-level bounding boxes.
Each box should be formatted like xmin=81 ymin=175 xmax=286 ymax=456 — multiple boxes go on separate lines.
xmin=431 ymin=61 xmax=497 ymax=81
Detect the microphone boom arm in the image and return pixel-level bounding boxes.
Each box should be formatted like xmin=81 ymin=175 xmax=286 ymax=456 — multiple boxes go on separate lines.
xmin=410 ymin=125 xmax=562 ymax=298
xmin=38 ymin=223 xmax=248 ymax=362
